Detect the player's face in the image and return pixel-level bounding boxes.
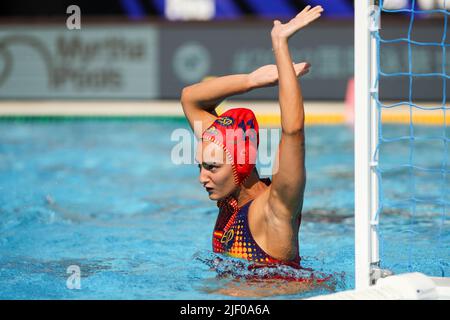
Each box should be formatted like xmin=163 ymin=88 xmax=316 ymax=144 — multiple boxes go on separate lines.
xmin=196 ymin=140 xmax=235 ymax=200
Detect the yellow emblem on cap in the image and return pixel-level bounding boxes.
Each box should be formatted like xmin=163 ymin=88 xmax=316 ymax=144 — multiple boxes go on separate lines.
xmin=217 ymin=117 xmax=234 ymax=126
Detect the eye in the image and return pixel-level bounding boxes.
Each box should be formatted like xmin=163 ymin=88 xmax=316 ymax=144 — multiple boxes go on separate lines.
xmin=201 ymin=163 xmax=218 ymax=171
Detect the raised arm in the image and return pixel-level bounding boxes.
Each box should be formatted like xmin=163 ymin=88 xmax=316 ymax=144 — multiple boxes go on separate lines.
xmin=181 ymin=75 xmax=253 ymax=139
xmin=268 ymin=5 xmax=324 ymax=220
xmin=181 ymin=65 xmax=311 ymax=139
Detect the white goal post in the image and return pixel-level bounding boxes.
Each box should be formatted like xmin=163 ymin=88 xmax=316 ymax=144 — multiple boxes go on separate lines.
xmin=354 ymin=0 xmax=450 ymax=292
xmin=354 ymin=0 xmax=382 ymax=290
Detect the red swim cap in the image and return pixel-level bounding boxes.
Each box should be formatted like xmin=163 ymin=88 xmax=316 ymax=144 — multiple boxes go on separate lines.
xmin=202 ymin=108 xmax=259 ymax=185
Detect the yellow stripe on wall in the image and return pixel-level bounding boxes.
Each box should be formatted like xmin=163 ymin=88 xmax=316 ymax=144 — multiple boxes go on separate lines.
xmin=255 ymin=113 xmax=450 ymax=126
xmin=381 ymin=114 xmax=450 ymax=125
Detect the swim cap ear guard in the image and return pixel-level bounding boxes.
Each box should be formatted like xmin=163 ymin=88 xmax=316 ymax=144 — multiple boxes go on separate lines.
xmin=202 ymin=108 xmax=259 ymax=186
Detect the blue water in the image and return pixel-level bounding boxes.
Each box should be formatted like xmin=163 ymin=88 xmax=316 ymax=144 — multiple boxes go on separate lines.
xmin=0 ymin=118 xmax=448 ymax=299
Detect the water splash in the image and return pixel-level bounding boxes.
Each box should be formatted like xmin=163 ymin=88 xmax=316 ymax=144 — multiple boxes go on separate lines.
xmin=193 ymin=250 xmax=346 ymax=298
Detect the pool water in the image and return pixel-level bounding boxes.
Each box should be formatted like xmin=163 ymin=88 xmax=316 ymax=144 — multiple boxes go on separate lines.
xmin=0 ymin=118 xmax=448 ymax=299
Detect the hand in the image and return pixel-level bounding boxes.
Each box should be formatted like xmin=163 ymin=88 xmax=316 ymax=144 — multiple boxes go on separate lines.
xmin=248 ymin=62 xmax=311 ymax=88
xmin=271 ymin=5 xmax=324 ymax=44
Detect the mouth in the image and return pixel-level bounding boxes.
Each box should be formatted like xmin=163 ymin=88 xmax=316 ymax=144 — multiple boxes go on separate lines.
xmin=205 ymin=187 xmax=214 ymax=194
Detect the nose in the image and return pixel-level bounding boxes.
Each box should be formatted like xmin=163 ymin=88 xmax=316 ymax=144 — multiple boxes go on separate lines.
xmin=198 ymin=167 xmax=210 ymax=186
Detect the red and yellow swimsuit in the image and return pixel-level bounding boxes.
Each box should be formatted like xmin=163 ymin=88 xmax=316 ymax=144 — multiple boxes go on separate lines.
xmin=212 ymin=178 xmax=301 ymax=268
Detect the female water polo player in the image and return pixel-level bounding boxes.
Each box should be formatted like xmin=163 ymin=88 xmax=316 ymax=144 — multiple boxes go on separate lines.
xmin=181 ymin=6 xmax=324 ymax=268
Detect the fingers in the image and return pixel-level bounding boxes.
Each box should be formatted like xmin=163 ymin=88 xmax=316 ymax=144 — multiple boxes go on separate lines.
xmin=293 ymin=62 xmax=311 ymax=76
xmin=306 ymin=7 xmax=323 ymax=24
xmin=294 ymin=5 xmax=323 ymax=27
xmin=300 ymin=5 xmax=311 ymax=14
xmin=294 ymin=62 xmax=311 ymax=69
xmin=313 ymin=5 xmax=324 ymax=12
xmin=296 ymin=68 xmax=310 ymax=77
xmin=306 ymin=6 xmax=324 ymax=19
xmin=310 ymin=5 xmax=324 ymax=13
xmin=298 ymin=5 xmax=323 ymax=16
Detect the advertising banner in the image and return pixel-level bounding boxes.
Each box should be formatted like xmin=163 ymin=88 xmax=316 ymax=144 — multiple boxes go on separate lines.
xmin=160 ymin=21 xmax=353 ymax=100
xmin=0 ymin=26 xmax=159 ymax=98
xmin=0 ymin=20 xmax=446 ymax=101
